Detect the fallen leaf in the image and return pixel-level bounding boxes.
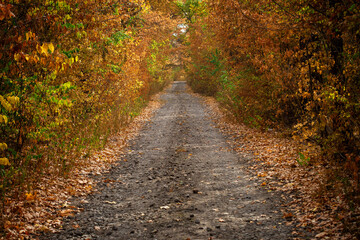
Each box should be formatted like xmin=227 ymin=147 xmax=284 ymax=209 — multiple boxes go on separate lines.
xmin=25 ymin=192 xmax=36 ymax=201
xmin=315 ymin=232 xmax=327 ymax=238
xmin=283 ymin=212 xmax=293 ymax=219
xmin=73 ymin=224 xmax=80 ymax=229
xmin=59 ymin=209 xmax=74 ymax=217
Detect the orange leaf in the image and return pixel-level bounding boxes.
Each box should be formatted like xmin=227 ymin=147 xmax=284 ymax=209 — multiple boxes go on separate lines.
xmin=25 ymin=192 xmax=36 ymax=201
xmin=283 ymin=212 xmax=293 ymax=219
xmin=59 ymin=209 xmax=74 ymax=217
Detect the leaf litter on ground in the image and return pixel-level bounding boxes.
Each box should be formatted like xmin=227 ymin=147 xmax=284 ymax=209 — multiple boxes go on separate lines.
xmin=2 ymin=91 xmax=164 ymax=240
xmin=191 ymin=88 xmax=358 ymax=240
xmin=4 ymin=84 xmax=358 ymax=240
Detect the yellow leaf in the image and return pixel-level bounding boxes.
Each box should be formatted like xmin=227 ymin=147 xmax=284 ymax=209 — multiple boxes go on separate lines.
xmin=0 ymin=115 xmax=8 ymax=124
xmin=48 ymin=43 xmax=55 ymax=53
xmin=41 ymin=44 xmax=48 ymax=56
xmin=15 ymin=96 xmax=20 ymax=104
xmin=75 ymin=56 xmax=79 ymax=62
xmin=261 ymin=182 xmax=267 ymax=186
xmin=0 ymin=158 xmax=10 ymax=166
xmin=14 ymin=53 xmax=21 ymax=62
xmin=36 ymin=44 xmax=41 ymax=54
xmin=0 ymin=96 xmax=12 ymax=111
xmin=0 ymin=143 xmax=7 ymax=151
xmin=26 ymin=31 xmax=32 ymax=41
xmin=7 ymin=96 xmax=19 ymax=105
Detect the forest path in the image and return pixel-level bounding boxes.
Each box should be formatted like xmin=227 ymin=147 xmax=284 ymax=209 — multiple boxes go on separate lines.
xmin=41 ymin=81 xmax=295 ymax=240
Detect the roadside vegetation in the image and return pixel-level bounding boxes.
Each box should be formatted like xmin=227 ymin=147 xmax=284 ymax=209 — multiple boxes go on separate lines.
xmin=0 ymin=0 xmax=179 ymax=237
xmin=180 ymin=0 xmax=359 ymax=237
xmin=1 ymin=0 xmax=359 ymax=238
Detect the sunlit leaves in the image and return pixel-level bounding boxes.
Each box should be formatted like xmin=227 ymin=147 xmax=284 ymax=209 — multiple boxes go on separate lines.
xmin=37 ymin=43 xmax=55 ymax=56
xmin=0 ymin=115 xmax=8 ymax=124
xmin=0 ymin=143 xmax=7 ymax=151
xmin=0 ymin=95 xmax=12 ymax=111
xmin=1 ymin=0 xmax=179 ymax=237
xmin=186 ymin=2 xmax=360 ymax=236
xmin=176 ymin=0 xmax=207 ymax=23
xmin=6 ymin=96 xmax=19 ymax=106
xmin=26 ymin=31 xmax=35 ymax=41
xmin=187 ymin=0 xmax=360 ymax=160
xmin=0 ymin=158 xmax=10 ymax=166
xmin=48 ymin=43 xmax=55 ymax=53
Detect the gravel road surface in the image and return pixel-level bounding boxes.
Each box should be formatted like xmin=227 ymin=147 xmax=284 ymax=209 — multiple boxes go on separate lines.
xmin=40 ymin=81 xmax=295 ymax=240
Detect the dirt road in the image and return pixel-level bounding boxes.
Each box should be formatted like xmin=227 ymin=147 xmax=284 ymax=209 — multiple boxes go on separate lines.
xmin=40 ymin=81 xmax=297 ymax=239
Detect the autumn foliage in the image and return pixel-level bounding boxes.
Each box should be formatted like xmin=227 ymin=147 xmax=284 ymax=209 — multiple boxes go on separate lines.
xmin=0 ymin=0 xmax=179 ymax=235
xmin=1 ymin=0 xmax=360 ymax=237
xmin=184 ymin=0 xmax=359 ymax=218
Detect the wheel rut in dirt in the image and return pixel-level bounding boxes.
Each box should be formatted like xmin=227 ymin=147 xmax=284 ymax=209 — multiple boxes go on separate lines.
xmin=41 ymin=81 xmax=294 ymax=240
